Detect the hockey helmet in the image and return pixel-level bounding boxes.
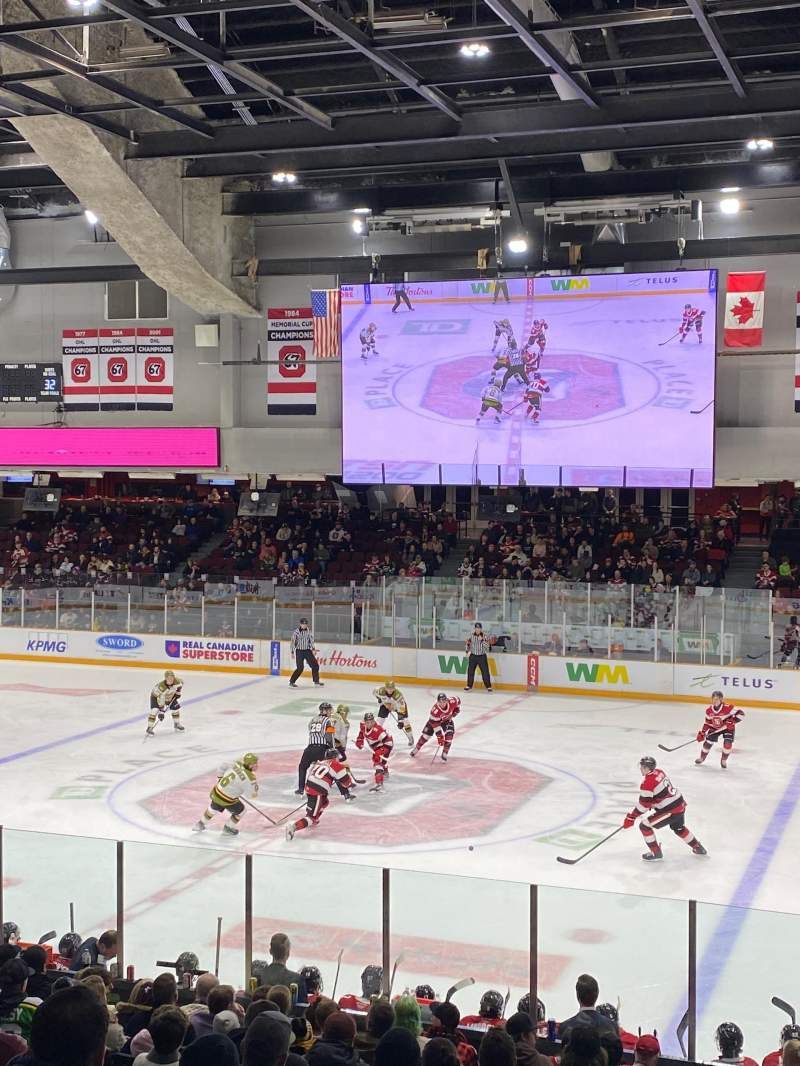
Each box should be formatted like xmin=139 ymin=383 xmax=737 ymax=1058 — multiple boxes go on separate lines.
xmin=2 ymin=922 xmax=20 ymax=944
xmin=501 ymin=319 xmax=510 ymax=327
xmin=319 ymin=702 xmax=333 ymax=713
xmin=164 ymin=670 xmax=176 ymax=682
xmin=479 ymin=989 xmax=504 ymax=1019
xmin=640 ymin=755 xmax=656 ymax=773
xmin=596 ymin=1004 xmax=619 ymax=1024
xmin=781 ymin=1025 xmax=800 ymax=1045
xmin=716 ymin=1023 xmax=744 ymax=1058
xmin=300 ymin=965 xmax=323 ymax=994
xmin=361 ymin=965 xmax=383 ymax=998
xmin=415 ymin=984 xmax=436 ymax=1001
xmin=508 ymin=339 xmax=518 ymax=349
xmin=336 ymin=704 xmax=350 ymax=720
xmin=711 ymin=689 xmax=724 ymax=703
xmin=176 ymin=951 xmax=200 ymax=977
xmin=436 ymin=692 xmax=448 ymax=706
xmin=363 ymin=712 xmax=376 ymax=724
xmin=58 ymin=932 xmax=82 ymax=959
xmin=517 ymin=993 xmax=546 ymax=1022
xmin=241 ymin=752 xmax=259 ymax=769
xmin=684 ymin=303 xmax=692 ymax=309
xmin=323 ymin=748 xmax=339 ymax=760
xmin=385 ymin=679 xmax=397 ymax=691
xmin=369 ymin=323 xmax=376 ymax=331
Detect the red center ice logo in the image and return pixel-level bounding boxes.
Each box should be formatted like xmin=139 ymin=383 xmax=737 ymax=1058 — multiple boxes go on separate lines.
xmin=139 ymin=750 xmax=553 ymax=846
xmin=421 ymin=354 xmax=624 ymax=421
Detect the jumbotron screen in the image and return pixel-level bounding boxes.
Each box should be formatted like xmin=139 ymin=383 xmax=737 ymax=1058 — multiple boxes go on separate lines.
xmin=341 ymin=271 xmax=717 ymax=486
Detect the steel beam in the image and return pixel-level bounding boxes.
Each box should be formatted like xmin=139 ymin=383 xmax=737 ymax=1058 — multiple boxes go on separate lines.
xmin=0 ymin=165 xmax=66 ymax=190
xmin=100 ymin=0 xmax=333 ymax=128
xmin=684 ymin=0 xmax=747 ymax=97
xmin=478 ymin=0 xmax=601 ymax=108
xmin=277 ymin=0 xmax=460 ymax=120
xmin=0 ymin=264 xmax=146 ymax=284
xmin=0 ymin=34 xmax=214 ymax=138
xmin=0 ymin=83 xmax=135 ymax=140
xmin=498 ymin=158 xmax=523 ymax=231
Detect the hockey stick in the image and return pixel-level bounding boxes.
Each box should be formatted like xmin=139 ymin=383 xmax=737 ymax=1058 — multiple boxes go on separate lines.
xmin=69 ymin=903 xmax=75 ymax=934
xmin=657 ymin=739 xmax=696 ymax=753
xmin=276 ymin=803 xmax=306 ymax=826
xmin=37 ymin=930 xmax=56 ymax=945
xmin=214 ymin=917 xmax=222 ymax=977
xmin=690 ymin=399 xmax=714 ymax=415
xmin=659 ymin=330 xmax=681 ymax=347
xmin=431 ymin=745 xmax=441 ymax=765
xmin=332 ymin=948 xmax=344 ymax=1001
xmin=501 ymin=987 xmax=511 ymax=1019
xmin=244 ymin=798 xmax=280 ymax=826
xmin=445 ymin=977 xmax=475 ymax=1003
xmin=676 ymin=1009 xmax=689 ymax=1058
xmin=772 ymin=997 xmax=796 ymax=1024
xmin=556 ymin=826 xmax=624 ymax=865
xmin=388 ymin=951 xmax=405 ymax=996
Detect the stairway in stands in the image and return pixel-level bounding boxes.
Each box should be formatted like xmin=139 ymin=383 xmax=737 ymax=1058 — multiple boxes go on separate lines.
xmin=437 ymin=536 xmax=477 ymax=577
xmin=723 ymin=539 xmax=764 ymax=588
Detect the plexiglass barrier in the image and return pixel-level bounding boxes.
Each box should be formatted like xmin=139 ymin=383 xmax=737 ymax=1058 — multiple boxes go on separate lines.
xmin=1 ymin=824 xmax=797 ymax=1062
xmin=0 ymin=580 xmax=776 ymax=665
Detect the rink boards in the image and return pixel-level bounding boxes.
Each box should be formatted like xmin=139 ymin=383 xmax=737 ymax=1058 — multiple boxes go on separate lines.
xmin=1 ymin=626 xmax=798 ymax=710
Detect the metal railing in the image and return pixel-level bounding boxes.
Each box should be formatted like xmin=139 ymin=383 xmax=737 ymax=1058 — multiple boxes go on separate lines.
xmin=0 ymin=577 xmax=775 ymax=666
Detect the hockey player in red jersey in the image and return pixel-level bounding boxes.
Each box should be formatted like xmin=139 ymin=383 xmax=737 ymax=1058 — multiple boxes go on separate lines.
xmin=714 ymin=1022 xmax=759 ymax=1066
xmin=696 ymin=689 xmax=744 ymax=768
xmin=761 ymin=1023 xmax=800 ymax=1066
xmin=623 ymin=755 xmax=707 ymax=861
xmin=679 ymin=304 xmax=705 ymax=344
xmin=355 ymin=712 xmax=394 ymax=792
xmin=409 ymin=692 xmax=460 ymax=761
xmin=285 ymin=748 xmax=355 ymax=840
xmin=526 ymin=319 xmax=548 ymax=357
xmin=523 ymin=374 xmax=550 ymax=423
xmin=778 ymin=615 xmax=800 ymax=668
xmin=459 ymin=989 xmax=506 ymax=1031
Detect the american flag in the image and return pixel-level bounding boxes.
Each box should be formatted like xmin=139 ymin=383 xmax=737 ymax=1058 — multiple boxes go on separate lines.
xmin=311 ymin=289 xmax=342 ymax=359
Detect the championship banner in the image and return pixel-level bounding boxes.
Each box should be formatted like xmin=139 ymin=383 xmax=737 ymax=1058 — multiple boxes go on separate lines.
xmin=266 ymin=307 xmax=316 ymax=415
xmin=61 ymin=329 xmax=99 ymax=411
xmin=135 ymin=328 xmax=174 ymax=410
xmin=99 ymin=328 xmax=136 ymax=411
xmin=724 ymin=271 xmax=765 ymax=348
xmin=795 ymin=292 xmax=800 ymax=413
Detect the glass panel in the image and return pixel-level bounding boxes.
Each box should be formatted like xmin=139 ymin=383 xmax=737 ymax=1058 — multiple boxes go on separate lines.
xmin=3 ymin=829 xmax=117 ymax=953
xmin=124 ymin=841 xmax=245 ymax=986
xmin=166 ymin=588 xmax=203 ymax=635
xmin=204 ymin=585 xmax=238 ymax=639
xmin=59 ymin=587 xmax=93 ymax=631
xmin=539 ymin=885 xmax=688 ymax=1056
xmin=94 ymin=586 xmax=133 ymax=634
xmin=251 ymin=855 xmax=382 ymax=998
xmin=697 ymin=903 xmax=800 ymax=1063
xmin=1 ymin=586 xmax=23 ymax=626
xmin=22 ymin=587 xmax=57 ymax=629
xmin=392 ymin=869 xmax=529 ymax=1017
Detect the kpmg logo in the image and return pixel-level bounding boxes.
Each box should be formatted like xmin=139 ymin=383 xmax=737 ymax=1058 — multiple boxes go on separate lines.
xmin=97 ymin=634 xmax=143 ymax=651
xmin=26 ymin=632 xmax=68 ymax=654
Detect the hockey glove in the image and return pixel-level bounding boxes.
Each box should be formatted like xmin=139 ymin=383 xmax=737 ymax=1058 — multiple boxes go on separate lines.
xmin=696 ymin=730 xmax=705 ymax=742
xmin=622 ymin=814 xmax=636 ymax=829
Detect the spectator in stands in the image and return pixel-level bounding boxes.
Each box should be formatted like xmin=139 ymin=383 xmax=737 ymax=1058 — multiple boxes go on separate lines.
xmin=423 ymin=1039 xmax=460 ymax=1066
xmin=479 ymin=1029 xmax=516 ymax=1066
xmin=69 ymin=931 xmax=117 ymax=973
xmin=505 ymin=1012 xmax=550 ymax=1066
xmin=184 ymin=1033 xmax=239 ymax=1066
xmin=118 ymin=979 xmax=155 ymax=1045
xmin=265 ymin=986 xmax=292 ymax=1016
xmin=394 ymin=996 xmax=425 ymax=1049
xmin=561 ymin=1028 xmax=606 ymax=1066
xmin=683 ymin=560 xmax=701 ymax=590
xmin=559 ymin=975 xmax=618 ymax=1044
xmin=189 ymin=985 xmax=235 ymax=1041
xmin=700 ymin=564 xmax=719 ymax=588
xmin=759 ymin=494 xmax=774 ymax=539
xmin=777 ymin=556 xmax=797 ymax=588
xmin=79 ymin=976 xmax=124 ymax=1051
xmin=354 ymin=1001 xmax=395 ymax=1056
xmin=633 ymin=1034 xmax=660 ymax=1066
xmin=19 ymin=947 xmax=54 ymax=1001
xmin=0 ymin=958 xmax=38 ymax=1039
xmin=307 ymin=1011 xmax=364 ymax=1066
xmin=755 ymin=562 xmax=777 ymax=590
xmin=243 ymin=1013 xmax=292 ymax=1066
xmin=255 ymin=935 xmax=307 ymax=1001
xmin=375 ymin=1028 xmax=422 ymax=1066
xmin=0 ymin=1032 xmax=26 ymax=1066
xmin=213 ymin=1012 xmax=241 ymax=1038
xmin=20 ymin=984 xmax=107 ymax=1066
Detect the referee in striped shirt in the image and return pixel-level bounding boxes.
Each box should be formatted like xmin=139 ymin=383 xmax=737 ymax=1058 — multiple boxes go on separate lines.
xmin=289 ymin=617 xmax=322 ymax=687
xmin=464 ymin=622 xmax=493 ymax=692
xmin=296 ymin=702 xmax=336 ymax=794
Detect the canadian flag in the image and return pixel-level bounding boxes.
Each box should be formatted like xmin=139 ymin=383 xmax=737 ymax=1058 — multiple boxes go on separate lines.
xmin=724 ymin=271 xmax=765 ymax=348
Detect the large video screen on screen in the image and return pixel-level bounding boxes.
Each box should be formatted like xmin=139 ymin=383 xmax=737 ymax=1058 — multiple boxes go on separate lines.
xmin=341 ymin=271 xmax=717 ymax=486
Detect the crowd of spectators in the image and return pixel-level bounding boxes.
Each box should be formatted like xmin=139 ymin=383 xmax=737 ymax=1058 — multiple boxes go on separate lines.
xmin=2 ymin=925 xmax=797 ymax=1066
xmin=457 ymin=492 xmax=735 ymax=593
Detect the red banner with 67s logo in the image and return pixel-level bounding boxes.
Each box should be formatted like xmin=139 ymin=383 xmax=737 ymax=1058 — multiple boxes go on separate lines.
xmin=266 ymin=307 xmax=316 ymax=415
xmin=62 ymin=327 xmax=173 ymax=411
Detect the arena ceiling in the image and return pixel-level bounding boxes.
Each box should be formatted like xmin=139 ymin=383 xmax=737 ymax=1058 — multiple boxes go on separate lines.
xmin=1 ymin=0 xmax=800 ymax=216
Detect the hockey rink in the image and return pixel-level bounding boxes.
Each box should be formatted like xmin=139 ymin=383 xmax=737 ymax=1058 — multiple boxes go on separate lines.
xmin=1 ymin=660 xmax=799 ymax=1060
xmin=340 ymin=278 xmax=716 ymax=486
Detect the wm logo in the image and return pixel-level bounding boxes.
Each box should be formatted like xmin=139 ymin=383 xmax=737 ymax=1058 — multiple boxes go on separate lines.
xmin=565 ymin=662 xmax=630 ymax=684
xmin=470 ymin=282 xmax=493 ymax=294
xmin=550 ymin=278 xmax=590 ymax=292
xmin=438 ymin=654 xmax=497 ymax=675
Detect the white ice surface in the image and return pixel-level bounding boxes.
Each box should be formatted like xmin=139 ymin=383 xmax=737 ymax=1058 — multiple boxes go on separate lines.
xmin=1 ymin=661 xmax=798 ymax=1062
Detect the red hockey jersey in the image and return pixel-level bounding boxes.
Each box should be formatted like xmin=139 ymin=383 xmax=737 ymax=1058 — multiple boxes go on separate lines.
xmin=428 ymin=696 xmax=461 ymax=725
xmin=629 ymin=768 xmax=686 ymax=820
xmin=306 ymin=757 xmax=353 ymax=795
xmin=699 ymin=702 xmax=744 ymax=737
xmin=356 ymin=721 xmax=394 ymax=753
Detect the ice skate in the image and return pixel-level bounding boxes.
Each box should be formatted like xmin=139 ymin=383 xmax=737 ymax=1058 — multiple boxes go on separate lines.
xmin=369 ymin=782 xmax=384 ymax=793
xmin=285 ymin=825 xmax=296 ymax=841
xmin=145 ymin=726 xmax=155 ymax=737
xmin=192 ymin=820 xmax=206 ymax=832
xmin=692 ymin=842 xmax=708 ymax=855
xmin=222 ymin=823 xmax=239 ymax=836
xmin=174 ymin=722 xmax=185 ymax=732
xmin=642 ymin=845 xmax=663 ymax=861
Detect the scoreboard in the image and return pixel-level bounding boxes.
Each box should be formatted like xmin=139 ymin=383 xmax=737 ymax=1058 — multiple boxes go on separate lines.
xmin=0 ymin=364 xmax=62 ymax=403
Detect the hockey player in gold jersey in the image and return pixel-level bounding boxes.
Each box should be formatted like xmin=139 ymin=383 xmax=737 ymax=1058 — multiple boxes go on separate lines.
xmin=146 ymin=670 xmax=184 ymax=736
xmin=194 ymin=753 xmax=259 ymax=836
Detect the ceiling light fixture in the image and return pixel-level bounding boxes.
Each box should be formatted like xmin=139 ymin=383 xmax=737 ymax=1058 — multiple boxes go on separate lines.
xmin=272 ymin=170 xmax=297 ymax=184
xmin=352 ymin=207 xmax=371 ymax=215
xmin=352 ymin=218 xmax=365 ymax=234
xmin=84 ymin=209 xmax=99 ymax=225
xmin=718 ymin=197 xmax=741 ymax=215
xmin=746 ymin=137 xmax=773 ymax=151
xmin=507 ymin=236 xmax=528 ymax=253
xmin=720 ymin=186 xmax=740 ymax=193
xmin=460 ymin=41 xmax=490 ymax=57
